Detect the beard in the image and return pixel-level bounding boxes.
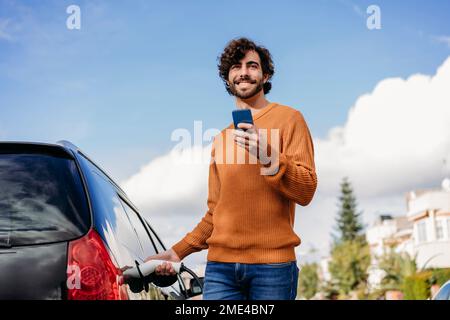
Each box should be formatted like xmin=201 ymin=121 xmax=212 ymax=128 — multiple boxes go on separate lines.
xmin=229 ymin=76 xmax=264 ymax=99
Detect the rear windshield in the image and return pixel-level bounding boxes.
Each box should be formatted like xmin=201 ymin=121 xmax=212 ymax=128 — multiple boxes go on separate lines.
xmin=0 ymin=152 xmax=90 ymax=247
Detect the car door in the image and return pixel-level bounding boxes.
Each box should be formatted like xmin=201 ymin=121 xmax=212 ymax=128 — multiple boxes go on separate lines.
xmin=143 ymin=220 xmax=193 ymax=298
xmin=118 ymin=196 xmax=186 ymax=300
xmin=76 ymin=152 xmax=187 ymax=300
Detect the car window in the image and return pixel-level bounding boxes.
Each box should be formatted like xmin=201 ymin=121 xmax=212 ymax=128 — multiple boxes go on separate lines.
xmin=0 ymin=153 xmax=90 ymax=246
xmin=79 ymin=155 xmax=144 ymax=260
xmin=119 ymin=198 xmax=157 ymax=259
xmin=118 ymin=199 xmax=188 ymax=299
xmin=434 ymin=283 xmax=450 ymax=300
xmin=145 ymin=219 xmax=166 ymax=253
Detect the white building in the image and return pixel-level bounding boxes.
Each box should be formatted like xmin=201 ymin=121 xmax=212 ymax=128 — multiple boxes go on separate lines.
xmin=366 ymin=215 xmax=414 ymax=259
xmin=365 ymin=214 xmax=414 ymax=289
xmin=365 ymin=179 xmax=450 ymax=289
xmin=406 ymin=178 xmax=450 ymax=269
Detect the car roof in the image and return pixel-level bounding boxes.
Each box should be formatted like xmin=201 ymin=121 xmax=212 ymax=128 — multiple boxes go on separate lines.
xmin=0 ymin=140 xmax=75 ymax=158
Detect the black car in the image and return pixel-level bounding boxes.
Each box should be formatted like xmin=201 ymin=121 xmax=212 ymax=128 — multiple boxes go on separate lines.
xmin=0 ymin=141 xmax=202 ymax=300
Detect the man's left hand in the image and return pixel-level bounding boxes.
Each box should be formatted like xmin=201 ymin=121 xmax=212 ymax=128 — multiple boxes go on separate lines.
xmin=232 ymin=123 xmax=266 ymax=160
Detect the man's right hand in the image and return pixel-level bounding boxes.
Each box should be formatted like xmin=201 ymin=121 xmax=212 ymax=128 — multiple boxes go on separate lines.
xmin=144 ymin=248 xmax=181 ymax=276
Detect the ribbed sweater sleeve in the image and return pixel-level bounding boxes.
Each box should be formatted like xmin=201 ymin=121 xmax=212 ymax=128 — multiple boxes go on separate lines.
xmin=171 ymin=143 xmax=220 ymax=260
xmin=262 ymin=111 xmax=317 ymax=206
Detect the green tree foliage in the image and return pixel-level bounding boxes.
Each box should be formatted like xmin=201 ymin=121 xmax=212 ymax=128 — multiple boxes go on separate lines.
xmin=321 ymin=280 xmax=340 ymax=300
xmin=328 ymin=177 xmax=370 ymax=297
xmin=378 ymin=249 xmax=417 ymax=291
xmin=297 ymin=263 xmax=319 ymax=299
xmin=328 ymin=240 xmax=371 ymax=296
xmin=403 ymin=271 xmax=432 ymax=300
xmin=334 ymin=177 xmax=364 ymax=243
xmin=430 ymin=268 xmax=450 ymax=286
xmin=401 ymin=269 xmax=450 ymax=300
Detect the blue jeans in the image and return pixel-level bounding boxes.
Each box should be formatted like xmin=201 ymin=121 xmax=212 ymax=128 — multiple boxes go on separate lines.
xmin=203 ymin=261 xmax=299 ymax=300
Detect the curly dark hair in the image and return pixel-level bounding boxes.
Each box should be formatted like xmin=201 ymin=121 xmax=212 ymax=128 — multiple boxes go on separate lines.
xmin=218 ymin=37 xmax=275 ymax=95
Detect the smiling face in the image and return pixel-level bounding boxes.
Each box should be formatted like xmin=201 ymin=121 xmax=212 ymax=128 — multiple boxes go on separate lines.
xmin=227 ymin=50 xmax=268 ymax=100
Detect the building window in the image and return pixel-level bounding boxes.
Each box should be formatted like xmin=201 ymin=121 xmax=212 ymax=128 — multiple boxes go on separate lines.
xmin=417 ymin=221 xmax=427 ymax=243
xmin=435 ymin=220 xmax=444 ymax=240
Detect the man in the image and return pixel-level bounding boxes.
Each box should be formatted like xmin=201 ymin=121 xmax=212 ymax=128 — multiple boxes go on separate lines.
xmin=145 ymin=37 xmax=317 ymax=300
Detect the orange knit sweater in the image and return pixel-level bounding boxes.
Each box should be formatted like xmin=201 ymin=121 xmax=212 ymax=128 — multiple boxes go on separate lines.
xmin=171 ymin=102 xmax=317 ymax=263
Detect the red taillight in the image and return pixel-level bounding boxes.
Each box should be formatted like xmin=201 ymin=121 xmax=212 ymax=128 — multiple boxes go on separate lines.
xmin=67 ymin=229 xmax=128 ymax=300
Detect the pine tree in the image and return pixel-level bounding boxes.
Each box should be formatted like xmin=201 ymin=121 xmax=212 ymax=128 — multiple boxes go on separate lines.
xmin=328 ymin=240 xmax=371 ymax=296
xmin=329 ymin=177 xmax=370 ymax=298
xmin=334 ymin=177 xmax=364 ymax=243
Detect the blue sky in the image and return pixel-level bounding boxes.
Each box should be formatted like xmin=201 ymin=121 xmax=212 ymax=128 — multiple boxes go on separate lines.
xmin=1 ymin=0 xmax=450 ymax=182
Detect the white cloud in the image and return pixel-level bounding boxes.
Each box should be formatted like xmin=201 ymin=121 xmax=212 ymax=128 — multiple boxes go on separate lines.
xmin=122 ymin=145 xmax=211 ymax=216
xmin=122 ymin=56 xmax=450 ymax=266
xmin=315 ymin=56 xmax=450 ymax=198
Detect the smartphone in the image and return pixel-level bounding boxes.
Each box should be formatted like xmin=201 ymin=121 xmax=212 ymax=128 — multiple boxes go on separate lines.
xmin=232 ymin=109 xmax=254 ymax=130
